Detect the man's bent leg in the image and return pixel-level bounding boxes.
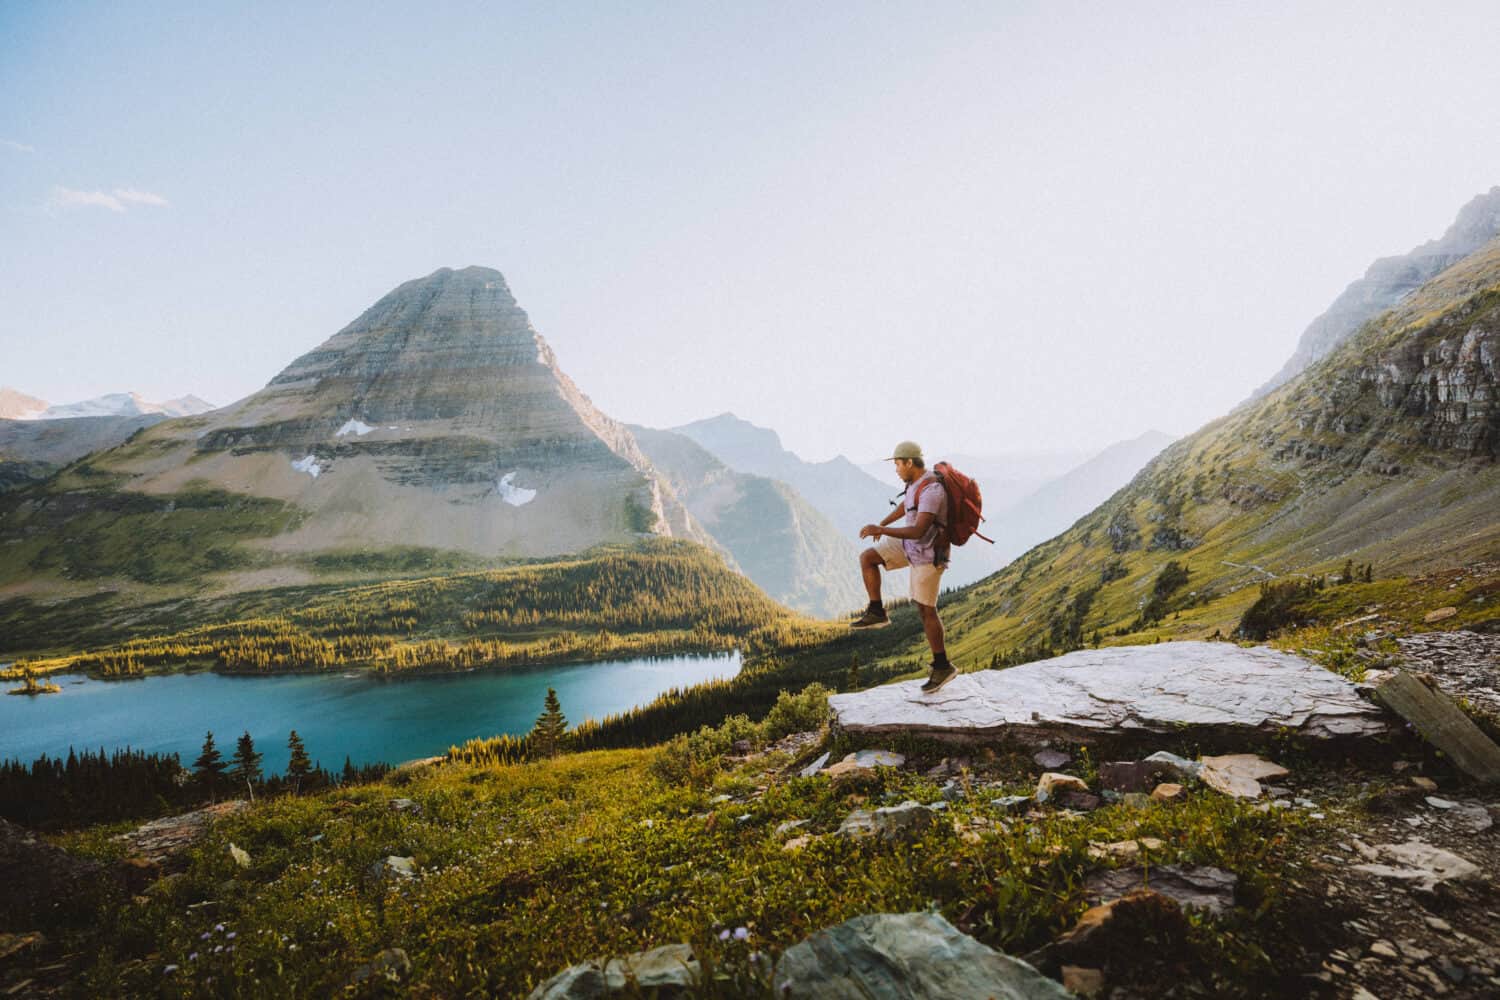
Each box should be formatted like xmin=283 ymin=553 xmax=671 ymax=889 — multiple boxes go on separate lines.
xmin=860 ymin=548 xmax=884 ymax=603
xmin=851 ymin=548 xmax=890 ymax=629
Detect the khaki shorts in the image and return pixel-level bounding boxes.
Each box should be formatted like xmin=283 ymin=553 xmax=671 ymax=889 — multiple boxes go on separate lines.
xmin=874 ymin=536 xmax=944 ymax=607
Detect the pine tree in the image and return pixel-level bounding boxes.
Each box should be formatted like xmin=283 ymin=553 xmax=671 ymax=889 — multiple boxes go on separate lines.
xmin=286 ymin=730 xmax=312 ymax=794
xmin=342 ymin=756 xmax=357 ymax=785
xmin=230 ymin=731 xmax=263 ymax=799
xmin=530 ymin=687 xmax=568 ymax=758
xmin=192 ymin=731 xmax=227 ymax=803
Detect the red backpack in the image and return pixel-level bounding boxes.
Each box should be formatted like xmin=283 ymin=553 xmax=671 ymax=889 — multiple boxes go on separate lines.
xmin=913 ymin=461 xmax=993 ymax=563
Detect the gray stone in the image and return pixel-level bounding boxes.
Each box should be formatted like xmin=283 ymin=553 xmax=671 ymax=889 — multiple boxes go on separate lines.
xmin=838 ymin=801 xmax=941 ymax=842
xmin=1033 ymin=749 xmax=1071 ymax=769
xmin=369 ymin=855 xmax=417 ymax=881
xmin=1036 ymin=772 xmax=1089 ymax=803
xmin=772 ymin=911 xmax=1071 ymax=998
xmin=1199 ymin=754 xmax=1289 ymax=799
xmin=799 ymin=751 xmax=831 ymax=777
xmin=1352 ymin=840 xmax=1483 ymax=892
xmin=1084 ymin=864 xmax=1238 ymax=917
xmin=828 ymin=643 xmax=1391 ymax=741
xmin=991 ymin=795 xmax=1032 ymax=815
xmin=1143 ymin=751 xmax=1203 ymax=781
xmin=389 ymin=798 xmax=421 ymax=815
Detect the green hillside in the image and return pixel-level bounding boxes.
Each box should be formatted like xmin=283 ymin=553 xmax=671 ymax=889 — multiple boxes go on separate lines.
xmin=935 ymin=239 xmax=1500 ymax=667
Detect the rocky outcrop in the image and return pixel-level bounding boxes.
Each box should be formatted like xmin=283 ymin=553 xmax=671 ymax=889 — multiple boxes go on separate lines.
xmin=828 ymin=643 xmax=1393 ymax=742
xmin=1255 ymin=186 xmax=1500 ymax=398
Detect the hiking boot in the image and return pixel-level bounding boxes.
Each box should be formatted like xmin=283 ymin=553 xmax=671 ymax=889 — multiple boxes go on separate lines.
xmin=850 ymin=606 xmax=889 ymax=629
xmin=920 ymin=663 xmax=957 ymax=693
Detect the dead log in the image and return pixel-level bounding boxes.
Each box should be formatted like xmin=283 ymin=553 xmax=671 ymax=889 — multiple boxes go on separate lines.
xmin=1376 ymin=671 xmax=1500 ymax=783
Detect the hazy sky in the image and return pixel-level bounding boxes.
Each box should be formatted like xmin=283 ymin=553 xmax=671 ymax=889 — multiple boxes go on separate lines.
xmin=3 ymin=2 xmax=1499 ymax=462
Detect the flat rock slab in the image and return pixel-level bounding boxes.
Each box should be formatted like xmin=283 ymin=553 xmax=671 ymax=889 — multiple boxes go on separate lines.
xmin=828 ymin=643 xmax=1392 ymax=742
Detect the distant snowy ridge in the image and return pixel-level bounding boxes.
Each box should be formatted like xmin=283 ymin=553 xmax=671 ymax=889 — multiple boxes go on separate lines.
xmin=17 ymin=391 xmax=217 ymax=421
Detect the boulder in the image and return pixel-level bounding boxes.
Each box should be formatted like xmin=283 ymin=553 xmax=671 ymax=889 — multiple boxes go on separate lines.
xmin=1033 ymin=749 xmax=1072 ymax=770
xmin=828 ymin=643 xmax=1391 ymax=741
xmin=799 ymin=752 xmax=831 ymax=777
xmin=772 ymin=912 xmax=1070 ymax=998
xmin=824 ymin=749 xmax=905 ymax=779
xmin=389 ymin=798 xmax=422 ymax=815
xmin=1098 ymin=760 xmax=1170 ymax=793
xmin=1142 ymin=751 xmax=1203 ymax=782
xmin=111 ymin=800 xmax=250 ymax=869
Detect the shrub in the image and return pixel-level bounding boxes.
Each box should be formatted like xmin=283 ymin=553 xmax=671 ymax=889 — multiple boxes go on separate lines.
xmin=762 ymin=683 xmax=832 ymax=740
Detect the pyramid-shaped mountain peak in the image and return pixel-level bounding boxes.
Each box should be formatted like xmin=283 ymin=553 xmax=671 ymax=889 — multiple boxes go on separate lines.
xmin=71 ymin=268 xmax=705 ymax=565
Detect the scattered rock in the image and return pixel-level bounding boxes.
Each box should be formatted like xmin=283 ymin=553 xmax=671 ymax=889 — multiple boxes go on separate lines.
xmin=1058 ymin=791 xmax=1103 ymax=812
xmin=1084 ymin=865 xmax=1238 ymax=917
xmin=349 ymin=948 xmax=412 ymax=986
xmin=1199 ymin=754 xmax=1288 ymax=799
xmin=1086 ymin=837 xmax=1165 ymax=862
xmin=528 ymin=942 xmax=701 ymax=998
xmin=773 ymin=912 xmax=1070 ymax=998
xmin=782 ymin=835 xmax=814 ymax=853
xmin=992 ymin=795 xmax=1032 ymax=815
xmin=389 ymin=798 xmax=422 ymax=815
xmin=798 ymin=752 xmax=830 ymax=778
xmin=1036 ymin=772 xmax=1090 ymax=803
xmin=1424 ymin=607 xmax=1458 ymax=623
xmin=369 ymin=855 xmax=418 ymax=881
xmin=1151 ymin=783 xmax=1186 ymax=803
xmin=823 ymin=749 xmax=905 ymax=779
xmin=774 ymin=819 xmax=809 ymax=839
xmin=1097 ymin=760 xmax=1169 ymax=793
xmin=228 ymin=843 xmax=250 ymax=869
xmin=1412 ymin=776 xmax=1439 ymax=792
xmin=1142 ymin=751 xmax=1203 ymax=782
xmin=1033 ymin=749 xmax=1072 ymax=770
xmin=1368 ymin=939 xmax=1399 ymax=960
xmin=838 ymin=801 xmax=940 ymax=843
xmin=1351 ymin=840 xmax=1483 ymax=893
xmin=1061 ymin=965 xmax=1106 ymax=997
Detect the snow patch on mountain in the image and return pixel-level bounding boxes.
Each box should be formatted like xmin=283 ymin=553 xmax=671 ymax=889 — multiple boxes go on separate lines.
xmin=291 ymin=455 xmax=322 ymax=478
xmin=497 ymin=472 xmax=536 ymax=506
xmin=336 ymin=419 xmax=374 ymax=437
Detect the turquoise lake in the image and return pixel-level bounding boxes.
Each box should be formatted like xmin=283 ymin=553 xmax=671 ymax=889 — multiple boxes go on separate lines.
xmin=0 ymin=652 xmax=740 ymax=773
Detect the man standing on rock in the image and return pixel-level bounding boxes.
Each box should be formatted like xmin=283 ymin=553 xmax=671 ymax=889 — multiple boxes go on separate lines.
xmin=851 ymin=441 xmax=954 ymax=693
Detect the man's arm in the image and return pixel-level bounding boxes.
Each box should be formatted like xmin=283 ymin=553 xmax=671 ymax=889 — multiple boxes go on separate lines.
xmin=861 ymin=510 xmax=934 ymax=540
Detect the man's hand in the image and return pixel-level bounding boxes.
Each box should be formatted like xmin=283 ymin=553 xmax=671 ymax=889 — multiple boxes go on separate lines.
xmin=859 ymin=524 xmax=883 ymax=539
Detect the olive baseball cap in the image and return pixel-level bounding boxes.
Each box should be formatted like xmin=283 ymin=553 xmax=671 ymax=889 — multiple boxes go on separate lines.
xmin=886 ymin=440 xmax=923 ymax=461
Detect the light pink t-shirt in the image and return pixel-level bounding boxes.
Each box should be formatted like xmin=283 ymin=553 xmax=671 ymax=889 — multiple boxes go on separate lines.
xmin=903 ymin=472 xmax=946 ymax=566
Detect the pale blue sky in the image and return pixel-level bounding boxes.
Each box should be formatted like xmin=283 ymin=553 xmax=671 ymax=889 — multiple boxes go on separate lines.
xmin=3 ymin=2 xmax=1499 ymax=461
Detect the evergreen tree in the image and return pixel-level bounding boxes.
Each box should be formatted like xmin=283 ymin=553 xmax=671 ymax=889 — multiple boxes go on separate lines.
xmin=192 ymin=731 xmax=228 ymax=803
xmin=530 ymin=687 xmax=568 ymax=758
xmin=286 ymin=730 xmax=312 ymax=794
xmin=230 ymin=730 xmax=263 ymax=798
xmin=342 ymin=756 xmax=357 ymax=784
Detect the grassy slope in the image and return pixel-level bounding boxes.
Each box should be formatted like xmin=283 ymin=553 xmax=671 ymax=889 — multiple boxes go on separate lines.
xmin=57 ymin=736 xmax=1298 ymax=997
xmin=930 ymin=243 xmax=1500 ymax=669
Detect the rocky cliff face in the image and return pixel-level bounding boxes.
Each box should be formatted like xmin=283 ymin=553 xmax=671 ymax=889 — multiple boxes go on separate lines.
xmin=1274 ymin=241 xmax=1500 ymax=468
xmin=7 ymin=267 xmax=709 ymax=579
xmin=1254 ymin=187 xmax=1500 ymax=399
xmin=630 ymin=425 xmax=865 ymax=617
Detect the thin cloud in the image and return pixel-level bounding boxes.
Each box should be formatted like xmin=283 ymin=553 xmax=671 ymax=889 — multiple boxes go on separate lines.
xmin=48 ymin=186 xmax=169 ymax=213
xmin=2 ymin=140 xmax=36 ymax=154
xmin=114 ymin=188 xmax=169 ymax=207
